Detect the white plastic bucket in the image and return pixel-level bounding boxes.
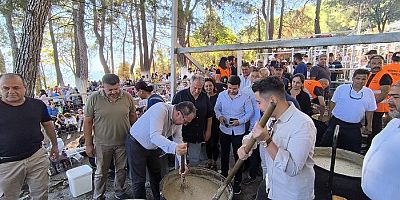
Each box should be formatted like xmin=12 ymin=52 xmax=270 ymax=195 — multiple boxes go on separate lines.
xmin=66 ymin=165 xmax=93 ymax=197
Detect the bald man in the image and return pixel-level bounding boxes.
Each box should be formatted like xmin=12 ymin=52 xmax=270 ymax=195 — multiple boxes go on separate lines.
xmin=0 ymin=73 xmax=58 ymax=199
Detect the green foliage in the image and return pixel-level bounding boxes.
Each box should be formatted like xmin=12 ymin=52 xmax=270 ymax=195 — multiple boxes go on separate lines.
xmin=190 ymin=9 xmax=240 ymax=66
xmin=117 ymin=62 xmax=131 ymax=80
xmin=153 ymin=48 xmax=170 ymax=75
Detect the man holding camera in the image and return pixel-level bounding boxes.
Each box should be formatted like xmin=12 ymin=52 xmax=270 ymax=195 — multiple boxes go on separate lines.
xmin=214 ymin=75 xmax=253 ymax=195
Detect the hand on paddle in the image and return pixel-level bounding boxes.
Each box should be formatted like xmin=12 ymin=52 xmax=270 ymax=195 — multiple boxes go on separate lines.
xmin=179 ymin=163 xmax=189 ymax=177
xmin=252 ymin=122 xmax=271 ymax=142
xmin=176 ymin=143 xmax=188 ymax=156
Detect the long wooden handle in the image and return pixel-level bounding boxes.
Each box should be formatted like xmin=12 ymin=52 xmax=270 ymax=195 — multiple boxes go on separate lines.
xmin=212 ymin=102 xmax=277 ymax=200
xmin=180 ymin=154 xmax=186 ymax=174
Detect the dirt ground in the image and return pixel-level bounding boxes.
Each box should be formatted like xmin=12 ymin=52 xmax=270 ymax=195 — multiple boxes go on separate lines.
xmin=43 ymin=132 xmax=260 ymax=200
xmin=29 ymin=131 xmax=367 ymax=200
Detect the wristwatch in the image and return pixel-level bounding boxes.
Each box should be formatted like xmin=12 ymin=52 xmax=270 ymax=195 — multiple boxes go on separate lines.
xmin=260 ymin=137 xmax=273 ymax=148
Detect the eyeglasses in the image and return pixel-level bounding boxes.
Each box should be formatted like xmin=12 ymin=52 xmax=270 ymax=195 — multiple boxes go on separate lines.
xmin=180 ymin=111 xmax=190 ymax=125
xmin=349 ymin=85 xmax=363 ymax=100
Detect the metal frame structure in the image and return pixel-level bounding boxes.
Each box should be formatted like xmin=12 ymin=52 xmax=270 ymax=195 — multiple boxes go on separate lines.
xmin=169 ymin=0 xmax=400 ymax=99
xmin=176 ymin=32 xmax=400 ymax=54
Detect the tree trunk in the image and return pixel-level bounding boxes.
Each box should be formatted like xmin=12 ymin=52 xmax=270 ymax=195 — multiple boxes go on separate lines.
xmin=92 ymin=0 xmax=110 ymax=73
xmin=3 ymin=0 xmax=19 ymax=69
xmin=278 ymin=0 xmax=284 ymax=39
xmin=110 ymin=0 xmax=115 ymax=73
xmin=14 ymin=0 xmax=51 ymax=97
xmin=314 ymin=0 xmax=322 ymax=34
xmin=268 ymin=0 xmax=275 ymax=40
xmin=185 ymin=0 xmax=200 ymax=47
xmin=149 ymin=0 xmax=157 ymax=71
xmin=73 ymin=1 xmax=89 ymax=97
xmin=261 ymin=0 xmax=269 ymax=41
xmin=35 ymin=66 xmax=42 ymax=94
xmin=135 ymin=0 xmax=144 ymax=74
xmin=122 ymin=13 xmax=128 ymax=66
xmin=129 ymin=1 xmax=136 ymax=76
xmin=177 ymin=0 xmax=188 ymax=47
xmin=139 ymin=0 xmax=150 ymax=76
xmin=40 ymin=62 xmax=47 ymax=89
xmin=186 ymin=18 xmax=191 ymax=47
xmin=0 ymin=49 xmax=6 ymax=74
xmin=355 ymin=3 xmax=362 ymax=34
xmin=48 ymin=11 xmax=64 ymax=87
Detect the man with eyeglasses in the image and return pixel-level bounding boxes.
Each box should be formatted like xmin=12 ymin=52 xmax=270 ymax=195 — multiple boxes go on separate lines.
xmin=320 ymin=69 xmax=377 ymax=153
xmin=126 ymin=101 xmax=196 ymax=200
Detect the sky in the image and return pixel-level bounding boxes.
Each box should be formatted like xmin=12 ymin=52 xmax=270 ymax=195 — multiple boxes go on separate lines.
xmin=0 ymin=0 xmax=300 ymax=87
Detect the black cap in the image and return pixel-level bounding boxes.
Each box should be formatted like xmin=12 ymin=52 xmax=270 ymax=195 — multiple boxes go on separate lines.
xmin=135 ymin=81 xmax=153 ymax=92
xmin=365 ymin=50 xmax=377 ymax=55
xmin=272 ymin=62 xmax=284 ymax=69
xmin=392 ymin=52 xmax=400 ymax=62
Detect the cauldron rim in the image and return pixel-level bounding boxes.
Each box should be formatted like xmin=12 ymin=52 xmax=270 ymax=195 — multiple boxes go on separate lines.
xmin=314 ymin=147 xmax=364 ymax=179
xmin=160 ymin=167 xmax=233 ymax=200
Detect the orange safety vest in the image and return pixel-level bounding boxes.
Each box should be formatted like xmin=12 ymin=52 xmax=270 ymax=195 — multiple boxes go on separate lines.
xmin=304 ymin=80 xmax=323 ymax=99
xmin=383 ymin=63 xmax=400 ymax=85
xmin=217 ymin=66 xmax=231 ymax=79
xmin=367 ymin=69 xmax=392 ymax=113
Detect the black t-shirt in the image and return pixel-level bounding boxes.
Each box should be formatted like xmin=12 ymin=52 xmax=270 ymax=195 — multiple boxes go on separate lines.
xmin=313 ymin=87 xmax=324 ymax=97
xmin=329 ymin=61 xmax=343 ymax=81
xmin=172 ymin=89 xmax=214 ymax=143
xmin=231 ymin=66 xmax=238 ymax=76
xmin=366 ymin=73 xmax=393 ymax=87
xmin=0 ymin=97 xmax=51 ymax=161
xmin=288 ymin=90 xmax=312 ymax=116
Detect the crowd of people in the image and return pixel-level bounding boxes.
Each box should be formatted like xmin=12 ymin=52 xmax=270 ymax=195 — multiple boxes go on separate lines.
xmin=0 ymin=50 xmax=400 ymax=200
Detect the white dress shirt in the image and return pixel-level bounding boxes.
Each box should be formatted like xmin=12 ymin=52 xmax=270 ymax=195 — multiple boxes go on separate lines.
xmin=246 ymin=102 xmax=316 ymax=199
xmin=331 ymin=84 xmax=377 ymax=123
xmin=362 ymin=118 xmax=400 ymax=200
xmin=130 ymin=103 xmax=183 ymax=154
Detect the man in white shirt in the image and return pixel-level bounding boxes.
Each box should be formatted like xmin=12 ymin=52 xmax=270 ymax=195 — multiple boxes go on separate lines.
xmin=320 ymin=69 xmax=377 ymax=153
xmin=362 ymin=81 xmax=400 ymax=200
xmin=238 ymin=76 xmax=316 ymax=200
xmin=126 ymin=101 xmax=195 ymax=200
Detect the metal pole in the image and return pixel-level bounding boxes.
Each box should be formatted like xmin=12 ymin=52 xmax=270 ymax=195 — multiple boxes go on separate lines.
xmin=170 ymin=0 xmax=178 ymax=101
xmin=237 ymin=50 xmax=242 ymax=75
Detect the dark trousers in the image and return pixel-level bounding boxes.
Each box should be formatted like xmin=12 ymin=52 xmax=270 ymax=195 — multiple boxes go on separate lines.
xmin=206 ymin=129 xmax=220 ymax=161
xmin=220 ymin=131 xmax=243 ymax=184
xmin=125 ymin=136 xmax=161 ymax=200
xmin=256 ymin=179 xmax=271 ymax=200
xmin=246 ymin=146 xmax=260 ymax=178
xmin=366 ymin=112 xmax=384 ymax=149
xmin=320 ymin=115 xmax=362 ymax=153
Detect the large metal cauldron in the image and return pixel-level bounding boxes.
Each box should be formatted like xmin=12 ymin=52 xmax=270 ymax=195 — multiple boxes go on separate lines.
xmin=160 ymin=167 xmax=233 ymax=200
xmin=314 ymin=147 xmax=370 ymax=200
